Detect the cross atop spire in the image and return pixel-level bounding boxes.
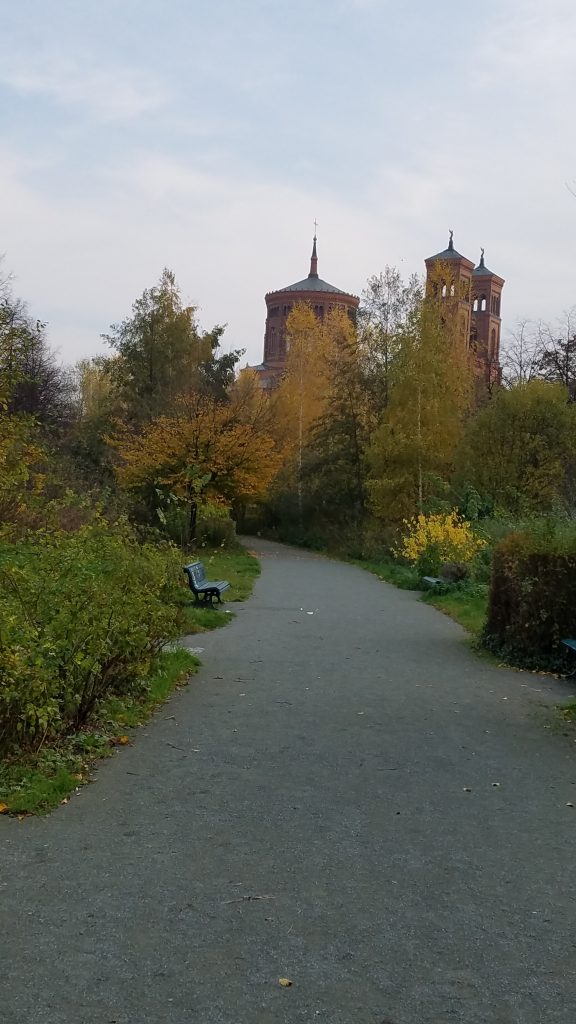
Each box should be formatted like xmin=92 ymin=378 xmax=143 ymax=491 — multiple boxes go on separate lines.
xmin=479 ymin=247 xmax=485 ymax=268
xmin=448 ymin=228 xmax=454 ymax=251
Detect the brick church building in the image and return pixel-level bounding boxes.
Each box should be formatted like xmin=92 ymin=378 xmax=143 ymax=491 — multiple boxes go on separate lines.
xmin=425 ymin=231 xmax=504 ymax=390
xmin=251 ymin=236 xmax=359 ymax=390
xmin=251 ymin=231 xmax=503 ymax=391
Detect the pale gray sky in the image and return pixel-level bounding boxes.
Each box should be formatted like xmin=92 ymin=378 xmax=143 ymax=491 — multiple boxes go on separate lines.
xmin=1 ymin=0 xmax=575 ymax=366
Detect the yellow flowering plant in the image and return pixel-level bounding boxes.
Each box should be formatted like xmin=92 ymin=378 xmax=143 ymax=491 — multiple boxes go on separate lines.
xmin=396 ymin=510 xmax=485 ymax=576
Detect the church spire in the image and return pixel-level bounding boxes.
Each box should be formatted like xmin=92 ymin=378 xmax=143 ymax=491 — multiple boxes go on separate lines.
xmin=309 ymin=220 xmax=319 ymax=278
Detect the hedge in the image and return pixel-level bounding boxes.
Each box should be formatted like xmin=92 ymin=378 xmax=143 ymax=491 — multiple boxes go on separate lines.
xmin=482 ymin=527 xmax=576 ymax=672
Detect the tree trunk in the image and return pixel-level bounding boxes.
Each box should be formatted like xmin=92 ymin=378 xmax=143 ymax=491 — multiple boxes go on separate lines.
xmin=189 ymin=499 xmax=198 ymax=542
xmin=417 ymin=384 xmax=423 ymax=514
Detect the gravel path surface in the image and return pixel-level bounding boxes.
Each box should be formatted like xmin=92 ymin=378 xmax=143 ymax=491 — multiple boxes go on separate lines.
xmin=2 ymin=537 xmax=576 ymax=1024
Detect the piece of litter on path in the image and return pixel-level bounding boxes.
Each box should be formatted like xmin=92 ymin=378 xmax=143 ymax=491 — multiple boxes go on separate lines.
xmin=278 ymin=978 xmax=293 ymax=988
xmin=463 ymin=787 xmax=472 ymax=792
xmin=306 ymin=611 xmax=314 ymax=615
xmin=492 ymin=782 xmax=501 ymax=787
xmin=223 ymin=894 xmax=276 ymax=904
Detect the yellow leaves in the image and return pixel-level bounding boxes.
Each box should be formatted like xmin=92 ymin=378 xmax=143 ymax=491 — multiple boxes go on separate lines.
xmin=112 ymin=391 xmax=282 ymax=509
xmin=278 ymin=978 xmax=293 ymax=988
xmin=0 ymin=802 xmax=9 ymax=814
xmin=110 ymin=735 xmax=130 ymax=746
xmin=396 ymin=510 xmax=485 ymax=567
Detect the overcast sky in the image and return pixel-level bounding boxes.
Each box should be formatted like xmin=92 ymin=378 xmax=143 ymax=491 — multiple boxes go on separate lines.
xmin=1 ymin=0 xmax=575 ymax=367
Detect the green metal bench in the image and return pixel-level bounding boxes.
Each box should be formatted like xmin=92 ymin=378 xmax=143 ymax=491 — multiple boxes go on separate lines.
xmin=183 ymin=561 xmax=230 ymax=606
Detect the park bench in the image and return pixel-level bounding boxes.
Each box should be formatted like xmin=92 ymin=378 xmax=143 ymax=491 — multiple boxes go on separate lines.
xmin=183 ymin=561 xmax=230 ymax=606
xmin=421 ymin=575 xmax=455 ymax=592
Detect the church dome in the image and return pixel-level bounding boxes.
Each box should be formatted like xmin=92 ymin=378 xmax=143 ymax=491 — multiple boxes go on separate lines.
xmin=266 ymin=236 xmax=356 ymax=298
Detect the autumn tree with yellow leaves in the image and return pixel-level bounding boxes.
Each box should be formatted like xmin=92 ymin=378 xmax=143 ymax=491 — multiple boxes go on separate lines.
xmin=368 ymin=267 xmax=474 ymax=524
xmin=112 ymin=382 xmax=281 ymax=541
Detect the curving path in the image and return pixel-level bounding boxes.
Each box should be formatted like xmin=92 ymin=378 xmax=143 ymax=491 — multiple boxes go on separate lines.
xmin=2 ymin=537 xmax=576 ymax=1024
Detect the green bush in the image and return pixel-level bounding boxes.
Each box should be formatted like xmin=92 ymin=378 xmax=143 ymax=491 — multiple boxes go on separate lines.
xmin=0 ymin=522 xmax=184 ymax=753
xmin=196 ymin=503 xmax=237 ymax=548
xmin=482 ymin=522 xmax=576 ymax=671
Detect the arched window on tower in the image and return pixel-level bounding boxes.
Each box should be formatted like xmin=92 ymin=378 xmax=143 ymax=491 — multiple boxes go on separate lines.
xmin=480 ymin=296 xmax=487 ymax=312
xmin=441 ymin=284 xmax=447 ymax=299
xmin=473 ymin=297 xmax=479 ymax=312
xmin=450 ymin=283 xmax=455 ymax=297
xmin=490 ymin=328 xmax=497 ymax=356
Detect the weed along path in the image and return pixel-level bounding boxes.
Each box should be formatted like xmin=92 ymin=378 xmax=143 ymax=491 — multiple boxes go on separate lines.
xmin=2 ymin=538 xmax=576 ymax=1024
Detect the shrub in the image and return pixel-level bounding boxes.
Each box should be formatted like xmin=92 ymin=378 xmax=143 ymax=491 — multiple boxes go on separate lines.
xmin=482 ymin=523 xmax=576 ymax=671
xmin=396 ymin=511 xmax=486 ymax=577
xmin=0 ymin=522 xmax=184 ymax=753
xmin=439 ymin=561 xmax=469 ymax=583
xmin=196 ymin=503 xmax=237 ymax=548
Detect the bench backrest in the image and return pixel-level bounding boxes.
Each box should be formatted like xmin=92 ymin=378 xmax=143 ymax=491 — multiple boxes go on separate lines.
xmin=183 ymin=561 xmax=207 ymax=591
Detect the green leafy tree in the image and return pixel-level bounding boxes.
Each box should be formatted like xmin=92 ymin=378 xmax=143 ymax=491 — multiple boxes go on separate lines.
xmin=358 ymin=268 xmax=423 ymax=425
xmin=103 ymin=268 xmax=242 ymax=425
xmin=456 ymin=380 xmax=576 ymax=516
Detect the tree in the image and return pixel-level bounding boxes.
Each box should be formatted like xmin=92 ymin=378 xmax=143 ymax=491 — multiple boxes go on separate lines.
xmin=104 ymin=268 xmax=243 ymax=425
xmin=357 ymin=268 xmax=423 ymax=425
xmin=456 ymin=380 xmax=576 ymax=517
xmin=66 ymin=357 xmax=122 ymax=475
xmin=500 ymin=320 xmax=545 ymax=388
xmin=112 ymin=389 xmax=281 ymax=541
xmin=272 ymin=303 xmax=330 ymax=527
xmin=0 ymin=283 xmax=74 ymax=430
xmin=368 ymin=272 xmax=473 ymax=524
xmin=301 ymin=308 xmax=367 ymax=530
xmin=537 ymin=306 xmax=576 ymax=400
xmin=501 ymin=308 xmax=576 ymax=398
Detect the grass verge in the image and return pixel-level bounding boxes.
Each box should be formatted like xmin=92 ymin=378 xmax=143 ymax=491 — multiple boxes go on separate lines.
xmin=350 ymin=556 xmax=421 ymax=590
xmin=0 ymin=648 xmax=197 ymax=817
xmin=0 ymin=543 xmax=260 ymax=817
xmin=422 ymin=586 xmax=489 ymax=637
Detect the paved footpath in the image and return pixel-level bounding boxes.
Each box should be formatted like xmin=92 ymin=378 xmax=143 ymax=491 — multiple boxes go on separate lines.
xmin=2 ymin=538 xmax=576 ymax=1024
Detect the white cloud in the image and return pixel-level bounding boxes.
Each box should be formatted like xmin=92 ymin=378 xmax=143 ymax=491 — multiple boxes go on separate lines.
xmin=0 ymin=55 xmax=168 ymax=121
xmin=473 ymin=0 xmax=576 ymax=95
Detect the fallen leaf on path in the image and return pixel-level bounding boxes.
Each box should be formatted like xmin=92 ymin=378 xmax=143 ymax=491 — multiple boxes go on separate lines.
xmin=110 ymin=735 xmax=130 ymax=746
xmin=0 ymin=803 xmax=9 ymax=814
xmin=492 ymin=782 xmax=501 ymax=788
xmin=463 ymin=787 xmax=472 ymax=792
xmin=279 ymin=978 xmax=293 ymax=987
xmin=567 ymin=802 xmax=574 ymax=808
